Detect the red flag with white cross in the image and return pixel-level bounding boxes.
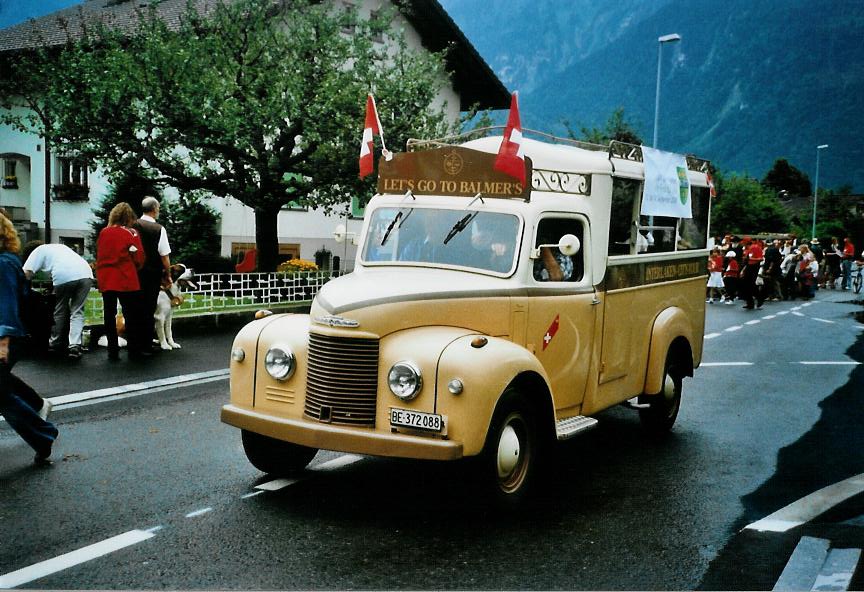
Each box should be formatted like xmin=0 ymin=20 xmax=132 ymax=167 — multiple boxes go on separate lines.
xmin=359 ymin=94 xmax=387 ymax=179
xmin=494 ymin=92 xmax=526 ymax=185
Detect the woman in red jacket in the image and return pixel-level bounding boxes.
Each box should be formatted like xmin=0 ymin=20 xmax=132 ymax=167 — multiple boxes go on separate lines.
xmin=96 ymin=202 xmax=145 ymax=360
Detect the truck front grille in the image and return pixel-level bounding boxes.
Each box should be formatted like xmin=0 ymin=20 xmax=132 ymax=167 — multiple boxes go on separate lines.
xmin=304 ymin=332 xmax=379 ymax=427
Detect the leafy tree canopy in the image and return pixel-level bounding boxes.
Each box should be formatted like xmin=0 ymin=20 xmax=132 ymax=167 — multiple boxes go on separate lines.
xmin=711 ymin=173 xmax=790 ymax=236
xmin=1 ymin=0 xmax=456 ymax=270
xmin=564 ymin=107 xmax=644 ymax=146
xmin=761 ymin=158 xmax=812 ymax=198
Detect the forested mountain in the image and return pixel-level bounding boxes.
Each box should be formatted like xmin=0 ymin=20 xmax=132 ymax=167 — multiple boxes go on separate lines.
xmin=440 ymin=0 xmax=864 ymax=192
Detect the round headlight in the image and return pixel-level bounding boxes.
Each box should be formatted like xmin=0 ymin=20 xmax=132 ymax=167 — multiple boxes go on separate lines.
xmin=388 ymin=361 xmax=423 ymax=401
xmin=264 ymin=345 xmax=296 ymax=381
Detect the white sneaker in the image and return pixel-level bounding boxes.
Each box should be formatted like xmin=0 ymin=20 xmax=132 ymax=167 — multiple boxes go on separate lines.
xmin=38 ymin=399 xmax=53 ymax=421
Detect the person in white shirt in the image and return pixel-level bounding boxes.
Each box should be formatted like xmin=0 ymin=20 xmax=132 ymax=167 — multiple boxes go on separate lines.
xmin=132 ymin=197 xmax=172 ymax=357
xmin=22 ymin=242 xmax=94 ymax=358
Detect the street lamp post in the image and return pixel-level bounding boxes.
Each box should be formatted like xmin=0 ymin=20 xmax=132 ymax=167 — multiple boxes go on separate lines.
xmin=653 ymin=33 xmax=681 ymax=149
xmin=811 ymin=144 xmax=829 ymax=240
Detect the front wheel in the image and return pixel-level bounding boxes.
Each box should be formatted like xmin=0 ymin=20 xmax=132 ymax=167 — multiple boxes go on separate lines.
xmin=638 ymin=361 xmax=682 ymax=436
xmin=480 ymin=388 xmax=543 ymax=507
xmin=241 ymin=430 xmax=318 ymax=476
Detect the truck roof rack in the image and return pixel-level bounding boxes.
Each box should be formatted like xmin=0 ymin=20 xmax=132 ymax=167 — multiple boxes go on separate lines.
xmin=407 ymin=127 xmax=712 ymax=174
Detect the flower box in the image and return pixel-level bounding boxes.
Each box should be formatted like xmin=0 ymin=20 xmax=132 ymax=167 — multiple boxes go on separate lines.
xmin=53 ymin=183 xmax=89 ymax=201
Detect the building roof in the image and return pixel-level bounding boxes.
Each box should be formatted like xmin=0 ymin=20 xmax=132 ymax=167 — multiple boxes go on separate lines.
xmin=0 ymin=0 xmax=509 ymax=110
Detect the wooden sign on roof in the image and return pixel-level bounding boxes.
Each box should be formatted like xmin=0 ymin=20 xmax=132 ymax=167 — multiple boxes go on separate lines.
xmin=377 ymin=146 xmax=532 ymax=200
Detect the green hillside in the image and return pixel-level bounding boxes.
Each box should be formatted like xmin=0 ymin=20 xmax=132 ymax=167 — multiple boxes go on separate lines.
xmin=441 ymin=0 xmax=864 ymax=192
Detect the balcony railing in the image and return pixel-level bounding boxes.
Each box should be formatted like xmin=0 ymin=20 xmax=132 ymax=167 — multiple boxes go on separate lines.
xmin=53 ymin=183 xmax=89 ymax=201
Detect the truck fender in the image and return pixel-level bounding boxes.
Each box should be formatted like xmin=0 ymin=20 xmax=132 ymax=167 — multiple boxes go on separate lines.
xmin=436 ymin=335 xmax=553 ymax=457
xmin=643 ymin=307 xmax=695 ymax=395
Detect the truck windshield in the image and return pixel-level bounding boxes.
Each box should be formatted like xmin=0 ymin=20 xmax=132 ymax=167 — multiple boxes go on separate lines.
xmin=362 ymin=207 xmax=520 ymax=274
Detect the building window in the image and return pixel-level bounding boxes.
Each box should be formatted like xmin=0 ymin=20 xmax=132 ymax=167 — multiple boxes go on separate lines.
xmin=53 ymin=156 xmax=90 ymax=201
xmin=2 ymin=159 xmax=17 ymax=189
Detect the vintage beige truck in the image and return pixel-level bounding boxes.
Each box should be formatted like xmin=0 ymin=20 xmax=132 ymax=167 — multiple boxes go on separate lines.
xmin=221 ymin=132 xmax=712 ymax=504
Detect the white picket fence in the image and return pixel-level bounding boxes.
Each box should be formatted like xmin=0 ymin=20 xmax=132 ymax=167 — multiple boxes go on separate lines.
xmin=81 ymin=271 xmax=335 ymax=325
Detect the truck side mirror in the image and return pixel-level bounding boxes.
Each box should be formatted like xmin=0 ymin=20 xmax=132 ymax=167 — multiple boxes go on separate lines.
xmin=558 ymin=234 xmax=581 ymax=256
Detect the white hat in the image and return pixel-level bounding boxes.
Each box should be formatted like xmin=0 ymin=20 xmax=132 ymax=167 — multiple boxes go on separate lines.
xmin=725 ymin=251 xmax=736 ymax=258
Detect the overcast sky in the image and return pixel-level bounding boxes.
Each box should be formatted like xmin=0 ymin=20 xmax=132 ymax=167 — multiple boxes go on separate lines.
xmin=0 ymin=0 xmax=82 ymax=30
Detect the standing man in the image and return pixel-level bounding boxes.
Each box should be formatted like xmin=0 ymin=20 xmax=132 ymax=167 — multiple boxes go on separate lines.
xmin=22 ymin=242 xmax=94 ymax=358
xmin=133 ymin=196 xmax=171 ymax=357
xmin=841 ymin=237 xmax=856 ymax=290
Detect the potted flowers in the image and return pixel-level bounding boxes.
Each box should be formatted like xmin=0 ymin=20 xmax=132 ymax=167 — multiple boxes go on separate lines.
xmin=2 ymin=175 xmax=17 ymax=189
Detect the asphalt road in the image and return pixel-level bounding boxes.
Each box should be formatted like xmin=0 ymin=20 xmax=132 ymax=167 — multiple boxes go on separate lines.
xmin=1 ymin=290 xmax=863 ymax=589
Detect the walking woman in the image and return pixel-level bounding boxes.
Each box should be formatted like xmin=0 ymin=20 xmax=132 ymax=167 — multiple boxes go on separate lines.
xmin=0 ymin=213 xmax=59 ymax=464
xmin=96 ymin=203 xmax=145 ymax=360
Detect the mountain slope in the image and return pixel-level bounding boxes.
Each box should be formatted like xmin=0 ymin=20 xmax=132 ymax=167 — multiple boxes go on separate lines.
xmin=440 ymin=0 xmax=864 ymax=191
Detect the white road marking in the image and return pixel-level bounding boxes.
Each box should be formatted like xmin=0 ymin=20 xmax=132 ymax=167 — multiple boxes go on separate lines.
xmin=745 ymin=320 xmax=761 ymax=325
xmin=762 ymin=314 xmax=777 ymax=320
xmin=241 ymin=490 xmax=264 ymax=499
xmin=725 ymin=325 xmax=743 ymax=332
xmin=799 ymin=361 xmax=861 ymax=366
xmin=701 ymin=362 xmax=754 ymax=367
xmin=801 ymin=302 xmax=814 ymax=307
xmin=255 ymin=478 xmax=301 ymax=491
xmin=50 ymin=369 xmax=230 ymax=407
xmin=314 ymin=454 xmax=365 ymax=471
xmin=0 ymin=529 xmax=155 ymax=588
xmin=812 ymin=318 xmax=835 ymax=324
xmin=704 ymin=333 xmax=722 ymax=339
xmin=184 ymin=507 xmax=213 ymax=518
xmin=792 ymin=311 xmax=805 ymax=317
xmin=745 ymin=474 xmax=864 ymax=532
xmin=777 ymin=311 xmax=790 ymax=315
xmin=791 ymin=306 xmax=803 ymax=310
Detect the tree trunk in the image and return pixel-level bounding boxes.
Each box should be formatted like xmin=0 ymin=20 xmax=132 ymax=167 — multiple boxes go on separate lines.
xmin=254 ymin=205 xmax=282 ymax=272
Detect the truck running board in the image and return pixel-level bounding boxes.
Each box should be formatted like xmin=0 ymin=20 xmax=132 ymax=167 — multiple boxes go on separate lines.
xmin=555 ymin=416 xmax=598 ymax=440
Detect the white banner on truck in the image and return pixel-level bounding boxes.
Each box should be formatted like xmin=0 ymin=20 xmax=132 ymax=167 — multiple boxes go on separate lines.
xmin=640 ymin=146 xmax=692 ymax=219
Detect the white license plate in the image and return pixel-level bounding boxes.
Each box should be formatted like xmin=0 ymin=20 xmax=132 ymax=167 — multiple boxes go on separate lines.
xmin=390 ymin=408 xmax=444 ymax=432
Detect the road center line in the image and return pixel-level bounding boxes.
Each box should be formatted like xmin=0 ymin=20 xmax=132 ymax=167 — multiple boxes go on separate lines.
xmin=745 ymin=474 xmax=864 ymax=532
xmin=812 ymin=317 xmax=835 ymax=324
xmin=0 ymin=529 xmax=155 ymax=588
xmin=791 ymin=311 xmax=805 ymax=317
xmin=314 ymin=454 xmax=365 ymax=471
xmin=745 ymin=320 xmax=761 ymax=325
xmin=799 ymin=361 xmax=861 ymax=365
xmin=725 ymin=325 xmax=743 ymax=332
xmin=255 ymin=478 xmax=301 ymax=491
xmin=48 ymin=369 xmax=230 ymax=406
xmin=701 ymin=362 xmax=754 ymax=366
xmin=777 ymin=311 xmax=790 ymax=315
xmin=704 ymin=333 xmax=721 ymax=339
xmin=185 ymin=507 xmax=213 ymax=518
xmin=762 ymin=314 xmax=776 ymax=320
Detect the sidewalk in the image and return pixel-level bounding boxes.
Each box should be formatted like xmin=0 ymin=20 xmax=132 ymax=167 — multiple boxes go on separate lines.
xmin=12 ymin=311 xmax=255 ymax=399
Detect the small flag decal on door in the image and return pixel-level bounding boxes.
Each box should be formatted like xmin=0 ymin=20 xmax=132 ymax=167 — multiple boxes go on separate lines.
xmin=542 ymin=315 xmax=560 ymax=351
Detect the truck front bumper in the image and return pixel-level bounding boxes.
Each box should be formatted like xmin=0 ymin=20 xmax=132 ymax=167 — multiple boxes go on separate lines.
xmin=221 ymin=404 xmax=464 ymax=461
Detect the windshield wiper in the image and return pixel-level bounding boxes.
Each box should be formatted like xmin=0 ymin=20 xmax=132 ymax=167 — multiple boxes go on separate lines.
xmin=380 ymin=208 xmax=414 ymax=246
xmin=443 ymin=211 xmax=478 ymax=245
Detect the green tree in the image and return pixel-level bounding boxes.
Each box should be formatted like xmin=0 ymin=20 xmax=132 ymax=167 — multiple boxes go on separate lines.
xmin=1 ymin=0 xmax=455 ymax=270
xmin=87 ymin=168 xmax=161 ymax=254
xmin=160 ymin=193 xmax=224 ymax=272
xmin=711 ymin=174 xmax=790 ymax=235
xmin=564 ymin=107 xmax=644 ymax=145
xmin=761 ymin=158 xmax=812 ymax=198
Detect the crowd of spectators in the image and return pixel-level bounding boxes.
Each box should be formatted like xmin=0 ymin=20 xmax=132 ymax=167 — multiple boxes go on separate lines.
xmin=706 ymin=234 xmax=861 ymax=308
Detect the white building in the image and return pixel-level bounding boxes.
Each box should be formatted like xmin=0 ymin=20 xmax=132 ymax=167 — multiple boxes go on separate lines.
xmin=0 ymin=0 xmax=507 ymax=268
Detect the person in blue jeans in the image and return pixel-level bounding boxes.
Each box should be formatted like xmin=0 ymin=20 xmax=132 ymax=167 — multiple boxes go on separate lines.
xmin=0 ymin=214 xmax=59 ymax=465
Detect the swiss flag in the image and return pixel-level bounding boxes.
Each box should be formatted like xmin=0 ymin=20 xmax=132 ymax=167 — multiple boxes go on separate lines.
xmin=494 ymin=92 xmax=526 ymax=185
xmin=542 ymin=314 xmax=560 ymax=351
xmin=707 ymin=172 xmax=717 ymax=198
xmin=359 ymin=94 xmax=385 ymax=179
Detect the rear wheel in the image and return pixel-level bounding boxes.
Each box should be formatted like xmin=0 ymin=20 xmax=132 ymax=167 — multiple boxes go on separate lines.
xmin=481 ymin=388 xmax=542 ymax=507
xmin=638 ymin=360 xmax=682 ymax=436
xmin=241 ymin=430 xmax=318 ymax=475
